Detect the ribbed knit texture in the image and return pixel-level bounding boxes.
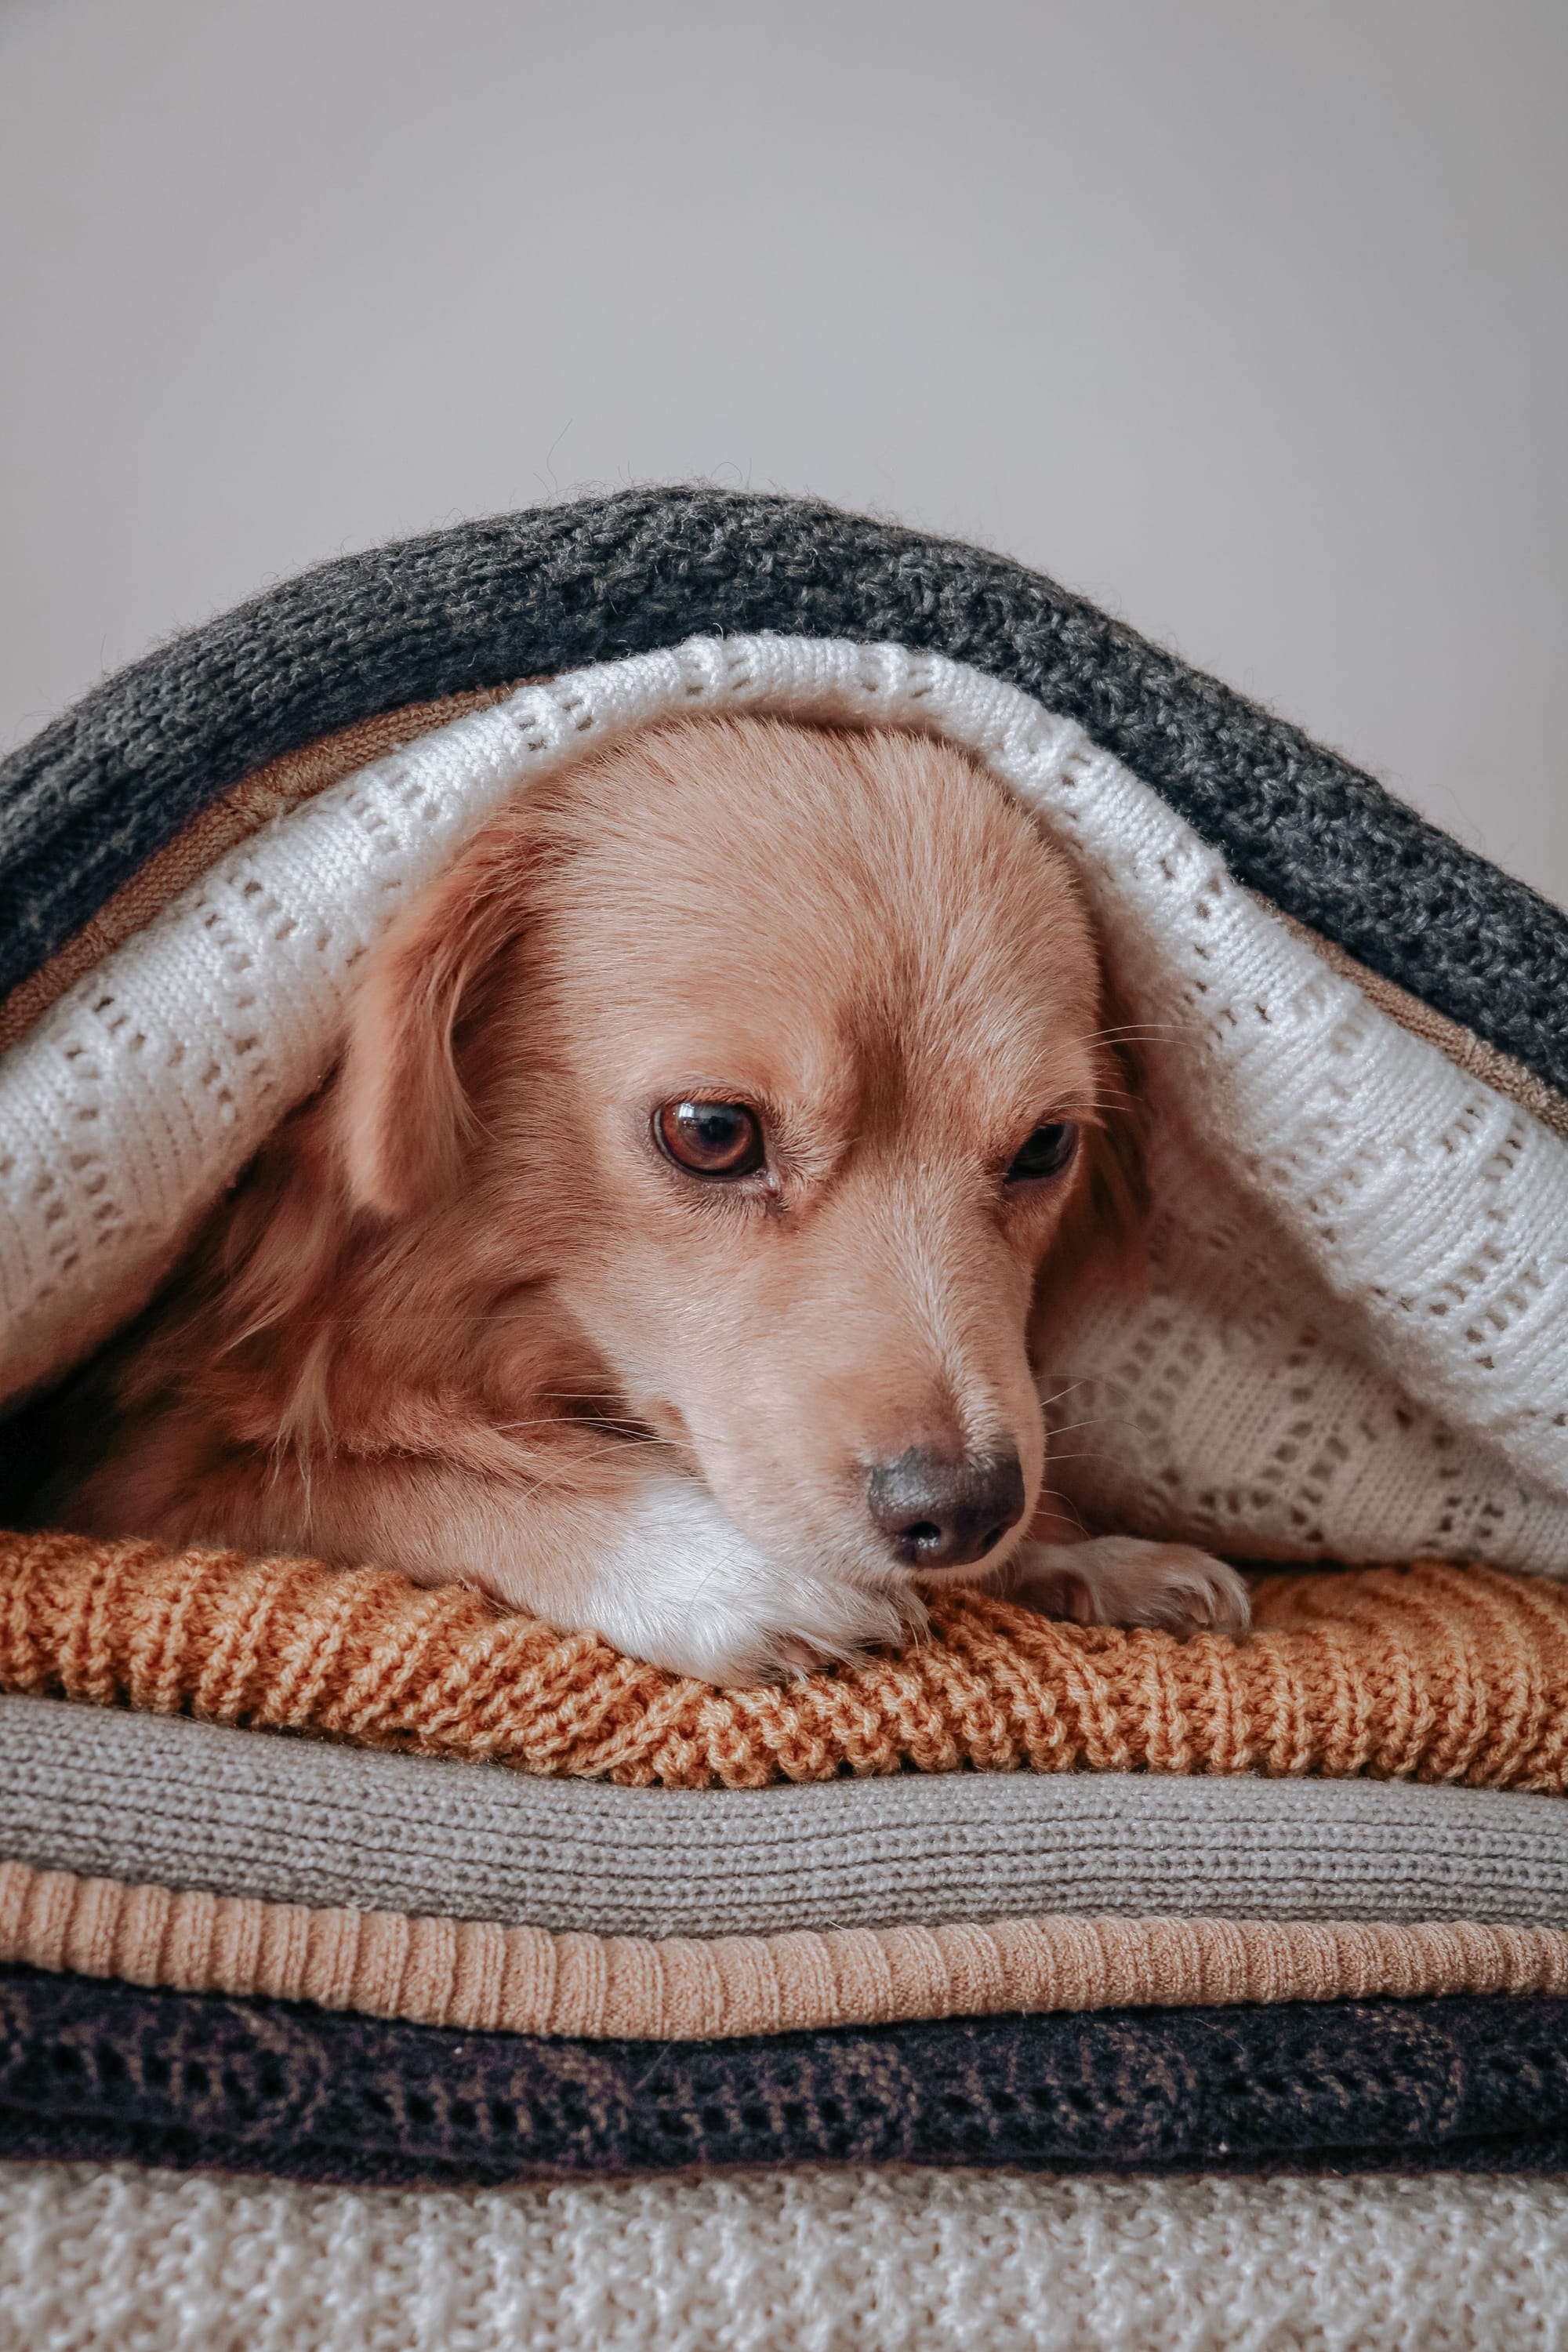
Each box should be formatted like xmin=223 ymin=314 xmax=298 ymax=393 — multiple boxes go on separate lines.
xmin=3 ymin=491 xmax=1566 ymax=1091
xmin=4 ymin=1532 xmax=1568 ymax=1789
xmin=10 ymin=1693 xmax=1566 ymax=1935
xmin=5 ymin=1966 xmax=1568 ymax=2179
xmin=6 ymin=2164 xmax=1567 ymax=2352
xmin=4 ymin=1860 xmax=1566 ymax=2041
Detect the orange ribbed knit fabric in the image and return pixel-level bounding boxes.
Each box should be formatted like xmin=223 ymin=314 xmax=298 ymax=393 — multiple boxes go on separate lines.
xmin=2 ymin=1530 xmax=1566 ymax=1789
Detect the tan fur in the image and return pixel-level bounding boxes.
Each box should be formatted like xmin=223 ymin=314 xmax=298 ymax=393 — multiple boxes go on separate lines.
xmin=45 ymin=717 xmax=1248 ymax=1681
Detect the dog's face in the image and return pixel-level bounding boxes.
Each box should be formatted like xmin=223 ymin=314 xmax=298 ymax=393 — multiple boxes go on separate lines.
xmin=336 ymin=716 xmax=1139 ymax=1599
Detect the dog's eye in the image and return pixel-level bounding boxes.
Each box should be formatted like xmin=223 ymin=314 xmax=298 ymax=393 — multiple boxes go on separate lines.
xmin=655 ymin=1100 xmax=767 ymax=1178
xmin=1006 ymin=1121 xmax=1079 ymax=1184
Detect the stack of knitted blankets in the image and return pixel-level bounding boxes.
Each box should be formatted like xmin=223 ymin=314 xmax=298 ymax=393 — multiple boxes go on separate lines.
xmin=2 ymin=488 xmax=1566 ymax=2350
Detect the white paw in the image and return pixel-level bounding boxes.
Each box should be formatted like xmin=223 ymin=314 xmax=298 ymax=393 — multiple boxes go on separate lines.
xmin=1007 ymin=1535 xmax=1251 ymax=1642
xmin=583 ymin=1474 xmax=921 ymax=1686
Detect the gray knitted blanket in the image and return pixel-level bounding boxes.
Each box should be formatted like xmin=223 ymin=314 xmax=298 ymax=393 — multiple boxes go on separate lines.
xmin=4 ymin=488 xmax=1566 ymax=1088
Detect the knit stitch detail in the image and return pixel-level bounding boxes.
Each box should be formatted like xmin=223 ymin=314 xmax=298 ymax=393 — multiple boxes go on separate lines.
xmin=9 ymin=1692 xmax=1566 ymax=1936
xmin=2 ymin=1859 xmax=1565 ymax=2040
xmin=0 ymin=686 xmax=516 ymax=1057
xmin=5 ymin=2163 xmax=1567 ymax=2352
xmin=5 ymin=1967 xmax=1568 ymax=2179
xmin=4 ymin=1532 xmax=1568 ymax=1790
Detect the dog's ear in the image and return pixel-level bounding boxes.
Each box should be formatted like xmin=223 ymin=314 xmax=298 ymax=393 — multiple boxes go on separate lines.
xmin=334 ymin=807 xmax=535 ymax=1218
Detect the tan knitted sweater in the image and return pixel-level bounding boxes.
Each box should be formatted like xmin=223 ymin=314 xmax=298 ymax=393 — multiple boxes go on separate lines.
xmin=3 ymin=1530 xmax=1566 ymax=1790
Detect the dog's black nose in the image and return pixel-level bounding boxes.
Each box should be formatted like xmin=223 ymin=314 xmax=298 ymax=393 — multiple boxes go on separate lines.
xmin=866 ymin=1447 xmax=1027 ymax=1570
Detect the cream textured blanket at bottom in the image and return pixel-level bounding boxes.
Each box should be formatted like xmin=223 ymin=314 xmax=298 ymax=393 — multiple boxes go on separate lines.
xmin=2 ymin=2161 xmax=1566 ymax=2352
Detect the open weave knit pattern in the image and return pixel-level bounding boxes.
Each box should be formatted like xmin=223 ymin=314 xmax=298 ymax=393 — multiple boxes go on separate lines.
xmin=5 ymin=2163 xmax=1568 ymax=2352
xmin=4 ymin=1530 xmax=1566 ymax=1789
xmin=0 ymin=686 xmax=519 ymax=1055
xmin=5 ymin=1967 xmax=1568 ymax=2180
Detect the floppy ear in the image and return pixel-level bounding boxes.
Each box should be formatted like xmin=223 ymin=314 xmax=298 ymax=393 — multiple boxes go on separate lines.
xmin=334 ymin=806 xmax=535 ymax=1218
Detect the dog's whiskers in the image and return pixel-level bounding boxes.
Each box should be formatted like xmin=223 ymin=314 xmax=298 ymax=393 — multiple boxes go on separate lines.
xmin=1084 ymin=1022 xmax=1185 ymax=1044
xmin=1031 ymin=1486 xmax=1091 ymax=1537
xmin=1035 ymin=1378 xmax=1098 ymax=1413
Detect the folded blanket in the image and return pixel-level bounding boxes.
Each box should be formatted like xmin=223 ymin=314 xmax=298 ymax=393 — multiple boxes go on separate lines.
xmin=9 ymin=1855 xmax=1567 ymax=2039
xmin=8 ymin=1695 xmax=1565 ymax=1933
xmin=5 ymin=1533 xmax=1566 ymax=1788
xmin=5 ymin=1967 xmax=1566 ymax=2180
xmin=5 ymin=2161 xmax=1565 ymax=2352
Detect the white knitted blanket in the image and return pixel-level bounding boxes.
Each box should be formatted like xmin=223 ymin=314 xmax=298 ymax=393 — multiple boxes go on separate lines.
xmin=3 ymin=2161 xmax=1565 ymax=2352
xmin=3 ymin=637 xmax=1566 ymax=1569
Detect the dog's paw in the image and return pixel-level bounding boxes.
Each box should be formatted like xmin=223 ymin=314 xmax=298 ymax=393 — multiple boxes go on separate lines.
xmin=1007 ymin=1536 xmax=1251 ymax=1642
xmin=587 ymin=1473 xmax=920 ymax=1686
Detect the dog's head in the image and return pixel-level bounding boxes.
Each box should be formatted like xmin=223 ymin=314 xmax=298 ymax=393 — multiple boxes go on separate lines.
xmin=334 ymin=715 xmax=1143 ymax=1596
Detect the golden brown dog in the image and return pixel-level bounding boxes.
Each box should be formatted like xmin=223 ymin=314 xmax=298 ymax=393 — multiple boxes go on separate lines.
xmin=44 ymin=716 xmax=1249 ymax=1681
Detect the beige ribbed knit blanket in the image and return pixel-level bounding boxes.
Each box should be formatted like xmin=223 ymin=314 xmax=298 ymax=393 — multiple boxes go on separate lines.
xmin=5 ymin=1857 xmax=1565 ymax=2041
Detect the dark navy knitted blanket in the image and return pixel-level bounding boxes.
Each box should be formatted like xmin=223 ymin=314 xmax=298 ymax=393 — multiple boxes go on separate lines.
xmin=2 ymin=1966 xmax=1565 ymax=2185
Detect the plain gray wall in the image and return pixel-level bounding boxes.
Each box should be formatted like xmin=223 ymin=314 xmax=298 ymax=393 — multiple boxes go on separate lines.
xmin=2 ymin=0 xmax=1564 ymax=903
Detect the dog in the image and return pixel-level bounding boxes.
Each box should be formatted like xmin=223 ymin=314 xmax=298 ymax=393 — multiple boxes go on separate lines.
xmin=39 ymin=714 xmax=1250 ymax=1682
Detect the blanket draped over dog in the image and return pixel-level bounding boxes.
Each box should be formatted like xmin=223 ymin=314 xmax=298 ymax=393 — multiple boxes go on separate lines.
xmin=4 ymin=604 xmax=1567 ymax=1570
xmin=3 ymin=490 xmax=1567 ymax=2337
